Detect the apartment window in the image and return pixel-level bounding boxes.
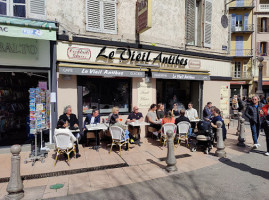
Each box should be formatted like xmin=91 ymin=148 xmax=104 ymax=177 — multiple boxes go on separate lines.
xmin=86 ymin=0 xmax=117 ymax=34
xmin=234 ymin=62 xmax=241 ymax=78
xmin=186 ymin=0 xmax=212 ymax=47
xmin=235 ymin=15 xmax=243 ymax=30
xmin=0 ymin=0 xmax=46 ymax=19
xmin=0 ymin=0 xmax=26 ymax=17
xmin=260 ymin=42 xmax=267 ymax=56
xmin=261 ymin=18 xmax=267 ymax=32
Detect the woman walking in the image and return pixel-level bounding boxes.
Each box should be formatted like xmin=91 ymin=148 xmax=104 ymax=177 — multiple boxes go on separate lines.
xmin=260 ymin=97 xmax=269 ymax=156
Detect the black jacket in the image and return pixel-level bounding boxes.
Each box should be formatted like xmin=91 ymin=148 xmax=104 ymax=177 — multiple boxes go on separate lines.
xmin=59 ymin=113 xmax=79 ymax=128
xmin=175 ymin=116 xmax=190 ymax=125
xmin=245 ymin=103 xmax=263 ymax=124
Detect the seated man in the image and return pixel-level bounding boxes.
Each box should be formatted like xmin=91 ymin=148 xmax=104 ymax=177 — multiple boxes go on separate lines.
xmin=185 ymin=102 xmax=198 ymax=130
xmin=127 ymin=106 xmax=144 ymax=145
xmin=175 ymin=109 xmax=192 ymax=137
xmin=84 ymin=109 xmax=101 ymax=146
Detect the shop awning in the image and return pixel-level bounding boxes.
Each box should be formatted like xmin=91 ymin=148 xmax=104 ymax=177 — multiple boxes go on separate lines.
xmin=151 ymin=72 xmax=210 ymax=81
xmin=0 ymin=16 xmax=57 ymax=40
xmin=58 ymin=63 xmax=146 ymax=78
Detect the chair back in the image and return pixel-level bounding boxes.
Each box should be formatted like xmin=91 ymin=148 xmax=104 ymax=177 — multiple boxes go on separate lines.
xmin=177 ymin=121 xmax=191 ymax=134
xmin=162 ymin=123 xmax=177 ymax=137
xmin=110 ymin=126 xmax=124 ymax=141
xmin=54 ymin=129 xmax=72 ymax=149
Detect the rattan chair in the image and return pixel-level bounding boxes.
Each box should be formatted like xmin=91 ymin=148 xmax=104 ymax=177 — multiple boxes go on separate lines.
xmin=109 ymin=126 xmax=129 ymax=156
xmin=54 ymin=129 xmax=76 ymax=166
xmin=161 ymin=123 xmax=177 ymax=148
xmin=176 ymin=121 xmax=191 ymax=147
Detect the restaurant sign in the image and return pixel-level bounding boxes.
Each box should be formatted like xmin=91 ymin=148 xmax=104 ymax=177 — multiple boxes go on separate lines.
xmin=152 ymin=72 xmax=210 ymax=81
xmin=59 ymin=67 xmax=145 ymax=78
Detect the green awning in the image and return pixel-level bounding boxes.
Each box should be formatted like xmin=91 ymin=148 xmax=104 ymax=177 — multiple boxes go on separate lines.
xmin=0 ymin=16 xmax=57 ymax=30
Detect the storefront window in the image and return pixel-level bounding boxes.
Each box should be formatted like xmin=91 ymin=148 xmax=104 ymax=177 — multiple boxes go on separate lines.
xmin=81 ymin=77 xmax=131 ymax=114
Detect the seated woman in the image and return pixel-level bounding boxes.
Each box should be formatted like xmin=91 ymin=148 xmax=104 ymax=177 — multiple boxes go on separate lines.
xmin=109 ymin=107 xmax=130 ymax=142
xmin=55 ymin=119 xmax=80 ymax=155
xmin=162 ymin=110 xmax=175 ymax=124
xmin=157 ymin=103 xmax=165 ymax=120
xmin=147 ymin=104 xmax=162 ymax=140
xmin=210 ymin=107 xmax=227 ymax=141
xmin=172 ymin=103 xmax=180 ymax=117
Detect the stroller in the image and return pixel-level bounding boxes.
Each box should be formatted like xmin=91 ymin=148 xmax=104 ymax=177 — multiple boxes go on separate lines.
xmin=190 ymin=120 xmax=214 ymax=154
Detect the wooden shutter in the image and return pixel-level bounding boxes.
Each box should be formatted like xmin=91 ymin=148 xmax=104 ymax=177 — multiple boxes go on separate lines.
xmin=257 ymin=42 xmax=260 ymax=56
xmin=28 ymin=0 xmax=46 ymax=20
xmin=186 ymin=0 xmax=195 ymax=45
xmin=103 ymin=0 xmax=117 ymax=34
xmin=267 ymin=42 xmax=269 ymax=56
xmin=86 ymin=0 xmax=101 ymax=32
xmin=257 ymin=17 xmax=261 ymax=32
xmin=262 ymin=61 xmax=267 ymax=77
xmin=231 ymin=14 xmax=236 ymax=32
xmin=244 ymin=13 xmax=248 ymax=31
xmin=267 ymin=18 xmax=269 ymax=32
xmin=204 ymin=0 xmax=212 ymax=48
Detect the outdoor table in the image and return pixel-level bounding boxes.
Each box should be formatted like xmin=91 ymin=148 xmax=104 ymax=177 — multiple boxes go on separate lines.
xmin=128 ymin=122 xmax=150 ymax=127
xmin=190 ymin=119 xmax=200 ymax=132
xmin=86 ymin=124 xmax=108 ymax=151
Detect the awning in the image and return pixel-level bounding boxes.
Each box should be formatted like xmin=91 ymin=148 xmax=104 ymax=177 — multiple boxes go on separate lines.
xmin=0 ymin=16 xmax=57 ymax=40
xmin=58 ymin=63 xmax=146 ymax=78
xmin=151 ymin=72 xmax=210 ymax=81
xmin=230 ymin=81 xmax=247 ymax=85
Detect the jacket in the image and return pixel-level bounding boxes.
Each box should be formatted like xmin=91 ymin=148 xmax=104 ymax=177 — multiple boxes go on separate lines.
xmin=203 ymin=106 xmax=211 ymax=121
xmin=245 ymin=103 xmax=263 ymax=124
xmin=211 ymin=115 xmax=227 ymax=140
xmin=262 ymin=104 xmax=269 ymax=116
xmin=84 ymin=114 xmax=100 ymax=128
xmin=59 ymin=113 xmax=79 ymax=128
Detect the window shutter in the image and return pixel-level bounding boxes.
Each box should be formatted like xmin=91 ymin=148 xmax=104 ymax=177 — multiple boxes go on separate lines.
xmin=86 ymin=0 xmax=101 ymax=32
xmin=186 ymin=0 xmax=195 ymax=45
xmin=257 ymin=17 xmax=261 ymax=32
xmin=267 ymin=42 xmax=269 ymax=56
xmin=103 ymin=0 xmax=117 ymax=34
xmin=231 ymin=14 xmax=236 ymax=32
xmin=262 ymin=61 xmax=267 ymax=77
xmin=267 ymin=18 xmax=269 ymax=32
xmin=28 ymin=0 xmax=46 ymax=20
xmin=244 ymin=13 xmax=248 ymax=31
xmin=257 ymin=42 xmax=260 ymax=56
xmin=204 ymin=0 xmax=212 ymax=48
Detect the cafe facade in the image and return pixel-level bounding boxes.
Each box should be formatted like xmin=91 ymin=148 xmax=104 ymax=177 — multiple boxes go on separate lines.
xmin=56 ymin=38 xmax=232 ymax=137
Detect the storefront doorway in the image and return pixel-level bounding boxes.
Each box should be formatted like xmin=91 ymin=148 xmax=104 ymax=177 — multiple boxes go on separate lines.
xmin=156 ymin=79 xmax=201 ymax=113
xmin=0 ymin=72 xmax=48 ymax=146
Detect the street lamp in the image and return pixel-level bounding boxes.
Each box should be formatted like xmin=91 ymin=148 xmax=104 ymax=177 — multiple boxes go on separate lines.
xmin=256 ymin=56 xmax=264 ymax=96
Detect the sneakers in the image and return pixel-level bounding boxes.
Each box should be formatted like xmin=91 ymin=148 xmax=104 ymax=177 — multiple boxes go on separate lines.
xmin=265 ymin=152 xmax=269 ymax=156
xmin=257 ymin=143 xmax=261 ymax=147
xmin=253 ymin=144 xmax=258 ymax=149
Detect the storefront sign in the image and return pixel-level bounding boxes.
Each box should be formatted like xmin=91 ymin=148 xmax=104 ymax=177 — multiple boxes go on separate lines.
xmin=59 ymin=67 xmax=145 ymax=78
xmin=152 ymin=72 xmax=210 ymax=81
xmin=137 ymin=0 xmax=152 ymax=33
xmin=220 ymin=85 xmax=229 ymax=117
xmin=96 ymin=46 xmax=188 ymax=66
xmin=0 ymin=25 xmax=56 ymax=40
xmin=67 ymin=47 xmax=91 ymax=60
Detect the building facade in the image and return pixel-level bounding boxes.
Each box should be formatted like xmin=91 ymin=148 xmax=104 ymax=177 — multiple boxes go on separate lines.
xmin=254 ymin=0 xmax=269 ymax=96
xmin=45 ymin=0 xmax=232 ymax=138
xmin=229 ymin=0 xmax=255 ymax=98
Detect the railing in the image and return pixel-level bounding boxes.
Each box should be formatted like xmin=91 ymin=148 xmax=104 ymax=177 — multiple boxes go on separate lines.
xmin=230 ymin=49 xmax=253 ymax=57
xmin=231 ymin=24 xmax=254 ymax=32
xmin=229 ymin=0 xmax=254 ymax=8
xmin=231 ymin=71 xmax=252 ymax=79
xmin=259 ymin=4 xmax=269 ymax=11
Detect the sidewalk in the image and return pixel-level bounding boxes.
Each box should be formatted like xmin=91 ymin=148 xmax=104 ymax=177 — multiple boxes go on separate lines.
xmin=0 ymin=124 xmax=257 ymax=200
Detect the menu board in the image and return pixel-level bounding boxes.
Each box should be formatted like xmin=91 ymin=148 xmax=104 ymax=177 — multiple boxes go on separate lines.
xmin=220 ymin=85 xmax=230 ymax=118
xmin=137 ymin=81 xmax=152 ymax=108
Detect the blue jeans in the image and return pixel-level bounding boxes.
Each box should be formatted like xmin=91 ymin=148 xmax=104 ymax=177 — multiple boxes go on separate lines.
xmin=250 ymin=123 xmax=260 ymax=144
xmin=188 ymin=128 xmax=192 ymax=138
xmin=124 ymin=130 xmax=130 ymax=140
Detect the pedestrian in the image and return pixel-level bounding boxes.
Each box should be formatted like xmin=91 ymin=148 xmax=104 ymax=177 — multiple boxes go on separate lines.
xmin=211 ymin=107 xmax=227 ymax=141
xmin=260 ymin=97 xmax=269 ymax=156
xmin=245 ymin=95 xmax=263 ymax=149
xmin=203 ymin=102 xmax=212 ymax=121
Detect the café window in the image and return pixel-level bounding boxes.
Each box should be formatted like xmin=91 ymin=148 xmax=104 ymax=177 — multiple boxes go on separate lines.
xmin=81 ymin=77 xmax=131 ymax=114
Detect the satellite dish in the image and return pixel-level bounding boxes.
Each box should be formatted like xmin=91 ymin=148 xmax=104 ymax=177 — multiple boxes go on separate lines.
xmin=221 ymin=15 xmax=228 ymax=28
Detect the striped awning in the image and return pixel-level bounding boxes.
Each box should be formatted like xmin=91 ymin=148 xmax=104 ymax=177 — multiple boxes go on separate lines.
xmin=0 ymin=16 xmax=57 ymax=30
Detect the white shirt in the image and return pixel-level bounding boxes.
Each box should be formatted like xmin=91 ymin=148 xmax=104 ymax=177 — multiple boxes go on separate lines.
xmin=90 ymin=117 xmax=95 ymax=124
xmin=186 ymin=108 xmax=198 ymax=120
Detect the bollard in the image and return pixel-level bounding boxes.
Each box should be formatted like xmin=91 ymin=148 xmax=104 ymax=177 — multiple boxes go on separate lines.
xmin=166 ymin=130 xmax=177 ymax=172
xmin=215 ymin=121 xmax=226 ymax=158
xmin=237 ymin=118 xmax=246 ymax=147
xmin=5 ymin=145 xmax=24 ymax=200
xmin=236 ymin=112 xmax=242 ymax=136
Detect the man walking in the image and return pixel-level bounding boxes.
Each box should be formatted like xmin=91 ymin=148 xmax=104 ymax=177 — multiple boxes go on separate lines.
xmin=245 ymin=96 xmax=263 ymax=149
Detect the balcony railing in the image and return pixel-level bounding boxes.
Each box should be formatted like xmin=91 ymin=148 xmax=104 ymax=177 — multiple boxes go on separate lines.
xmin=259 ymin=4 xmax=269 ymax=11
xmin=231 ymin=71 xmax=252 ymax=79
xmin=230 ymin=49 xmax=253 ymax=57
xmin=231 ymin=24 xmax=254 ymax=33
xmin=229 ymin=0 xmax=254 ymax=8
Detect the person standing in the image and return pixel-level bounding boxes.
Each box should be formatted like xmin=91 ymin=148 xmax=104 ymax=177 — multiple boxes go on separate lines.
xmin=245 ymin=96 xmax=263 ymax=149
xmin=260 ymin=97 xmax=269 ymax=156
xmin=203 ymin=102 xmax=212 ymax=121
